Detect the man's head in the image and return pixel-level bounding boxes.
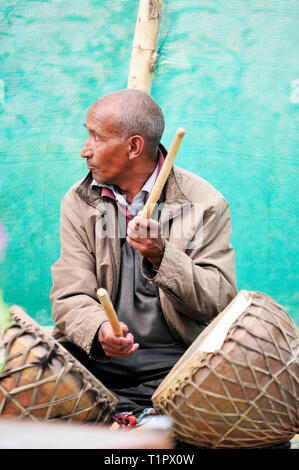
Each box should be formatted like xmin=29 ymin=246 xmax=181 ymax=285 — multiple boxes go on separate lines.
xmin=81 ymin=89 xmax=165 ymax=187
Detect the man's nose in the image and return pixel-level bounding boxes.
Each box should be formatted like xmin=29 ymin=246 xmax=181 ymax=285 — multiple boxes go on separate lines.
xmin=81 ymin=138 xmax=93 ymax=158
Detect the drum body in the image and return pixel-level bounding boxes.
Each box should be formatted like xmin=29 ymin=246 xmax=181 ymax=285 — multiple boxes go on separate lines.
xmin=0 ymin=306 xmax=117 ymax=423
xmin=152 ymin=291 xmax=299 ymax=448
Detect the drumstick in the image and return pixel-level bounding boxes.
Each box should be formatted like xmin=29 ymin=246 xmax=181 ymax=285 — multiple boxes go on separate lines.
xmin=96 ymin=288 xmax=124 ymax=337
xmin=139 ymin=127 xmax=186 ymax=219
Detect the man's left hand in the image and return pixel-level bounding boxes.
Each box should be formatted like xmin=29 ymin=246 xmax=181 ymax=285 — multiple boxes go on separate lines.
xmin=127 ymin=215 xmax=165 ymax=270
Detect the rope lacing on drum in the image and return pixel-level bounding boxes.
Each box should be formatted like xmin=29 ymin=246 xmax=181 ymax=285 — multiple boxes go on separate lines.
xmin=1 ymin=308 xmax=117 ymax=424
xmin=152 ymin=292 xmax=299 ymax=449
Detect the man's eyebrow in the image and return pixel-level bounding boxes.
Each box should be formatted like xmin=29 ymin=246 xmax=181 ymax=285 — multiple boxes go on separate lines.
xmin=84 ymin=124 xmax=98 ymax=133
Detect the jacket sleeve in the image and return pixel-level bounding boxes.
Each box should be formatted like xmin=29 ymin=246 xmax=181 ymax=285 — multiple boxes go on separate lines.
xmin=142 ymin=197 xmax=237 ymax=323
xmin=50 ymin=191 xmax=108 ymax=357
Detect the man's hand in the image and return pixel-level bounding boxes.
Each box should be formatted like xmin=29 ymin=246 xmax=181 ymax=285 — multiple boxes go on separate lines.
xmin=98 ymin=321 xmax=139 ymax=358
xmin=127 ymin=215 xmax=165 ymax=270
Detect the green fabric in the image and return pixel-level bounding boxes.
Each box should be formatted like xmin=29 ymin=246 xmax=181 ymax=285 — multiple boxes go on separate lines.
xmin=0 ymin=1 xmax=298 ymax=327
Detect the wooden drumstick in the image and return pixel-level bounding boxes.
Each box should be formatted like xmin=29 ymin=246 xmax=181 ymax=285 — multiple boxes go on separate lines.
xmin=96 ymin=288 xmax=124 ymax=337
xmin=139 ymin=127 xmax=186 ymax=219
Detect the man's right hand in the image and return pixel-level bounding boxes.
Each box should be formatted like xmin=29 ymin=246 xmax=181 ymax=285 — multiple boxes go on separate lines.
xmin=98 ymin=321 xmax=139 ymax=358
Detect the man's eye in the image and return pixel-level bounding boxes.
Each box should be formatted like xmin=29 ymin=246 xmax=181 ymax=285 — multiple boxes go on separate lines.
xmin=88 ymin=130 xmax=100 ymax=141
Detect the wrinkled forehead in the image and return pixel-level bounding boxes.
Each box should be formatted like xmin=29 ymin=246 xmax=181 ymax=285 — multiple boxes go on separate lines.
xmin=85 ymin=102 xmax=121 ymax=134
xmin=87 ymin=101 xmax=117 ymax=120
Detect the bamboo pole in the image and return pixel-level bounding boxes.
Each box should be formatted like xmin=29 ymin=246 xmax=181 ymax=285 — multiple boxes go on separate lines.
xmin=97 ymin=288 xmax=124 ymax=337
xmin=139 ymin=128 xmax=185 ymax=219
xmin=127 ymin=0 xmax=163 ymax=93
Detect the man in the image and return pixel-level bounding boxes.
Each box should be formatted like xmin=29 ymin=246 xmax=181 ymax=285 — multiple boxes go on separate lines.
xmin=50 ymin=89 xmax=237 ymax=416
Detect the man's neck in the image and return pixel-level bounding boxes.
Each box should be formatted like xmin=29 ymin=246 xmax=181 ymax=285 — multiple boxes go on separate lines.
xmin=117 ymin=157 xmax=158 ymax=205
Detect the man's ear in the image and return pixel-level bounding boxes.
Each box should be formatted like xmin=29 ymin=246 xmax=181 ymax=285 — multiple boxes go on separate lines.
xmin=128 ymin=135 xmax=144 ymax=160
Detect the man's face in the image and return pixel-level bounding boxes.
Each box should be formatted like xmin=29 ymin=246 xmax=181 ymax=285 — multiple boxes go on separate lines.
xmin=81 ymin=105 xmax=129 ymax=186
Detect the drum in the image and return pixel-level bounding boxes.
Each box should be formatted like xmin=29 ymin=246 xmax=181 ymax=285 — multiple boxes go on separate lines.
xmin=152 ymin=290 xmax=299 ymax=449
xmin=0 ymin=305 xmax=117 ymax=423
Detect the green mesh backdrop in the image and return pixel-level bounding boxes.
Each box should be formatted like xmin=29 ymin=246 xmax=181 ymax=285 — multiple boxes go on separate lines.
xmin=0 ymin=0 xmax=298 ymax=327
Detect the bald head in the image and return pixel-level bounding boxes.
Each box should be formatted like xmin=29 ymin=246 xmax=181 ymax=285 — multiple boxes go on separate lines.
xmin=91 ymin=89 xmax=165 ymax=155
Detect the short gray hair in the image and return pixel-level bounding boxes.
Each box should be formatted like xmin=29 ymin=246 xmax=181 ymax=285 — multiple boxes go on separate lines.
xmin=94 ymin=89 xmax=165 ymax=152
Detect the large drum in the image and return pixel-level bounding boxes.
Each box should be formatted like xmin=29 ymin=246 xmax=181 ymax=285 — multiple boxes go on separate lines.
xmin=0 ymin=305 xmax=117 ymax=423
xmin=152 ymin=291 xmax=299 ymax=448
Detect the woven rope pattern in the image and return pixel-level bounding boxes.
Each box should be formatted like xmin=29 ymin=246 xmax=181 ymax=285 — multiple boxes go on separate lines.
xmin=0 ymin=307 xmax=117 ymax=423
xmin=153 ymin=292 xmax=299 ymax=448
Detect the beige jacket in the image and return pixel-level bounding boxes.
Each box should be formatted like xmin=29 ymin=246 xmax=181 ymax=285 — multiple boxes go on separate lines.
xmin=50 ymin=165 xmax=237 ymax=355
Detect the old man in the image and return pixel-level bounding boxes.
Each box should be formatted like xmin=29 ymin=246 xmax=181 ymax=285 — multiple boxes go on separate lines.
xmin=50 ymin=89 xmax=237 ymax=416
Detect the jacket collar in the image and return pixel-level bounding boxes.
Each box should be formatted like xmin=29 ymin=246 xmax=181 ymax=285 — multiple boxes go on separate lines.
xmin=75 ymin=143 xmax=191 ymax=219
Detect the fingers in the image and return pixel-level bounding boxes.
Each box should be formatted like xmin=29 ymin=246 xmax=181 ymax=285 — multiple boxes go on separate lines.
xmin=127 ymin=216 xmax=160 ymax=241
xmin=126 ymin=236 xmax=145 ymax=253
xmin=103 ymin=335 xmax=139 ymax=358
xmin=126 ymin=216 xmax=162 ymax=253
xmin=98 ymin=321 xmax=139 ymax=358
xmin=120 ymin=321 xmax=128 ymax=335
xmin=103 ymin=340 xmax=139 ymax=358
xmin=126 ymin=216 xmax=165 ymax=269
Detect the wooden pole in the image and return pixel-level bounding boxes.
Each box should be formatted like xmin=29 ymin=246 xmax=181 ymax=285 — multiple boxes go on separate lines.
xmin=139 ymin=128 xmax=185 ymax=219
xmin=96 ymin=288 xmax=124 ymax=337
xmin=127 ymin=0 xmax=163 ymax=94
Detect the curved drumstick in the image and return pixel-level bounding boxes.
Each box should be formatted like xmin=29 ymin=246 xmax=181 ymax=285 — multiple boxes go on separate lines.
xmin=96 ymin=288 xmax=124 ymax=337
xmin=139 ymin=127 xmax=186 ymax=219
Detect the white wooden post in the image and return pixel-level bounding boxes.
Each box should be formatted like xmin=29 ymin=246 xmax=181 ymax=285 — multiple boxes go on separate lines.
xmin=127 ymin=0 xmax=163 ymax=94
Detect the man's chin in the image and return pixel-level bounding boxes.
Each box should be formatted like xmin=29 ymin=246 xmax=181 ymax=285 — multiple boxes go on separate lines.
xmin=90 ymin=171 xmax=108 ymax=185
xmin=88 ymin=168 xmax=116 ymax=186
xmin=88 ymin=168 xmax=99 ymax=179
